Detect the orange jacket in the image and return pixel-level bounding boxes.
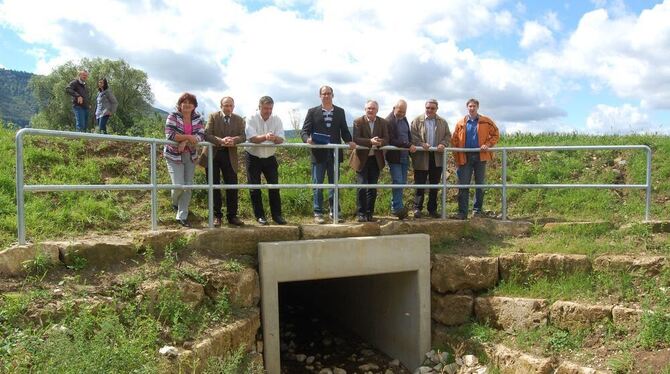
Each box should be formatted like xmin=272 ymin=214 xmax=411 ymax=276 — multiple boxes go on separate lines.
xmin=450 ymin=115 xmax=499 ymax=166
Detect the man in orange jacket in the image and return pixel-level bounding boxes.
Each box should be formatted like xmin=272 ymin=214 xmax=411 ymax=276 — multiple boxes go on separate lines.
xmin=451 ymin=98 xmax=499 ymax=219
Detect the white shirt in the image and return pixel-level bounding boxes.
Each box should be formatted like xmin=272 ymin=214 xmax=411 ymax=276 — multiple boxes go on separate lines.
xmin=245 ymin=112 xmax=285 ymax=158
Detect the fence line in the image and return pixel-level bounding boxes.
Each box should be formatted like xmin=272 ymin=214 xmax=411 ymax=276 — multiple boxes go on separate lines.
xmin=15 ymin=128 xmax=652 ymax=245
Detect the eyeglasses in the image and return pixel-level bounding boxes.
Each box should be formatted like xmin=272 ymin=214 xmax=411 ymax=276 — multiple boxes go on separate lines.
xmin=425 ymin=106 xmax=437 ymax=110
xmin=320 ymin=92 xmax=333 ymax=96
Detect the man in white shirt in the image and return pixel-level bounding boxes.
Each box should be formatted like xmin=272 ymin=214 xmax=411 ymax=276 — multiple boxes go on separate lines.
xmin=245 ymin=96 xmax=287 ymax=225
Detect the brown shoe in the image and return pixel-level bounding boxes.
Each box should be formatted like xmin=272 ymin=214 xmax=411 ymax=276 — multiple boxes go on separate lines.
xmin=213 ymin=217 xmax=222 ymax=227
xmin=227 ymin=216 xmax=244 ymax=226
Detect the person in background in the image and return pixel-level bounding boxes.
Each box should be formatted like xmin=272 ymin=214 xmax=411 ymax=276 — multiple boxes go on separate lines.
xmin=385 ymin=99 xmax=416 ymax=219
xmin=300 ymin=85 xmax=356 ymax=224
xmin=205 ymin=96 xmax=246 ymax=227
xmin=94 ymin=77 xmax=118 ymax=134
xmin=163 ymin=93 xmax=205 ymax=227
xmin=410 ymin=99 xmax=450 ymax=218
xmin=349 ymin=100 xmax=389 ymax=222
xmin=245 ymin=96 xmax=287 ymax=225
xmin=65 ymin=70 xmax=90 ymax=132
xmin=451 ymin=98 xmax=499 ymax=219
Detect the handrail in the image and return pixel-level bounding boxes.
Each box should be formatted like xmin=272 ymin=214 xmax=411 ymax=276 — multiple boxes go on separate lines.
xmin=15 ymin=128 xmax=653 ymax=244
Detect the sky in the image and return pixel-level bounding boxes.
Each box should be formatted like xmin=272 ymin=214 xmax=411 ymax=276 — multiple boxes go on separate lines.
xmin=0 ymin=0 xmax=669 ymax=134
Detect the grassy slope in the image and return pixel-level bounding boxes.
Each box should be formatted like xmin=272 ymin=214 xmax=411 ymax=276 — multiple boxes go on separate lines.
xmin=1 ymin=127 xmax=669 ymax=248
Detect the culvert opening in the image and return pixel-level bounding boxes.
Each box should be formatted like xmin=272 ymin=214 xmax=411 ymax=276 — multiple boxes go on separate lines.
xmin=278 ymin=276 xmax=416 ymax=373
xmin=259 ymin=234 xmax=431 ymax=374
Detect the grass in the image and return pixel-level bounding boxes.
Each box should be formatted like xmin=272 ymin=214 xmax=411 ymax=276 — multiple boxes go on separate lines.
xmin=2 ymin=126 xmax=670 ymax=248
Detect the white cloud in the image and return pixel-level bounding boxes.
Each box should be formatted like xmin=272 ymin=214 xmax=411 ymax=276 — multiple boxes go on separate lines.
xmin=519 ymin=21 xmax=553 ymax=49
xmin=533 ymin=1 xmax=670 ymax=109
xmin=585 ymin=104 xmax=666 ymax=134
xmin=0 ymin=0 xmax=559 ymax=127
xmin=543 ymin=11 xmax=561 ymax=31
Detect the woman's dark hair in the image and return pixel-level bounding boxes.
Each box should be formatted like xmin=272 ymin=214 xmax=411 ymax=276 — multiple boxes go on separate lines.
xmin=176 ymin=92 xmax=198 ymax=112
xmin=98 ymin=77 xmax=109 ymax=92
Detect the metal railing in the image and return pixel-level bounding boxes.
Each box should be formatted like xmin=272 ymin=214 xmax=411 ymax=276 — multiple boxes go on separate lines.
xmin=15 ymin=128 xmax=652 ymax=245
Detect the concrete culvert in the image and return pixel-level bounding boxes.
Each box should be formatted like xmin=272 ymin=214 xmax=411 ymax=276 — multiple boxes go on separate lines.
xmin=259 ymin=234 xmax=431 ymax=374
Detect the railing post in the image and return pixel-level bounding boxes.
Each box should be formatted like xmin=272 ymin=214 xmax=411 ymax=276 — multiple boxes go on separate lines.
xmin=501 ymin=149 xmax=508 ymax=221
xmin=207 ymin=143 xmax=214 ymax=228
xmin=645 ymin=146 xmax=652 ymax=221
xmin=150 ymin=142 xmax=158 ymax=230
xmin=441 ymin=148 xmax=447 ymax=219
xmin=333 ymin=146 xmax=339 ymax=222
xmin=16 ymin=130 xmax=26 ymax=245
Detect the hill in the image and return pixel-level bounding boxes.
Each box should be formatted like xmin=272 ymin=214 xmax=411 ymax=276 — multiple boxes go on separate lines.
xmin=0 ymin=69 xmax=38 ymax=127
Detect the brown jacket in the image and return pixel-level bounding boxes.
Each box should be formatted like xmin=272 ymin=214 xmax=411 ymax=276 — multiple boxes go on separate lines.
xmin=450 ymin=114 xmax=499 ymax=166
xmin=202 ymin=111 xmax=246 ymax=173
xmin=410 ymin=114 xmax=451 ymax=170
xmin=349 ymin=115 xmax=389 ymax=172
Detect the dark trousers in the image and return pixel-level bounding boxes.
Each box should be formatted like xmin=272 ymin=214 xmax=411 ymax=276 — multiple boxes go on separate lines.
xmin=414 ymin=153 xmax=443 ymax=213
xmin=356 ymin=157 xmax=380 ymax=216
xmin=212 ymin=148 xmax=238 ymax=219
xmin=246 ymin=152 xmax=282 ymax=219
xmin=457 ymin=153 xmax=487 ymax=215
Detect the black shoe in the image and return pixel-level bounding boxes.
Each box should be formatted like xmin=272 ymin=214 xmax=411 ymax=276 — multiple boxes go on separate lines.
xmin=472 ymin=211 xmax=485 ymax=218
xmin=228 ymin=216 xmax=244 ymax=226
xmin=454 ymin=213 xmax=467 ymax=220
xmin=413 ymin=210 xmax=422 ymax=219
xmin=357 ymin=214 xmax=367 ymax=223
xmin=177 ymin=219 xmax=191 ymax=227
xmin=272 ymin=215 xmax=287 ymax=225
xmin=257 ymin=217 xmax=269 ymax=225
xmin=172 ymin=205 xmax=178 ymax=212
xmin=366 ymin=214 xmax=376 ymax=222
xmin=429 ymin=211 xmax=441 ymax=219
xmin=213 ymin=217 xmax=222 ymax=227
xmin=393 ymin=207 xmax=408 ymax=220
xmin=329 ymin=212 xmax=345 ymax=223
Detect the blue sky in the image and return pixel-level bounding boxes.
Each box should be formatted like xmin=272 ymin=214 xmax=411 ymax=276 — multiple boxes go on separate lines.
xmin=1 ymin=0 xmax=668 ymax=134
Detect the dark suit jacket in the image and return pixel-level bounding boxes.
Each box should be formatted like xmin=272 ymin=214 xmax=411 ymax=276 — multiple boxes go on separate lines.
xmin=385 ymin=112 xmax=413 ymax=164
xmin=204 ymin=111 xmax=246 ymax=173
xmin=300 ymin=105 xmax=352 ymax=163
xmin=349 ymin=115 xmax=389 ymax=172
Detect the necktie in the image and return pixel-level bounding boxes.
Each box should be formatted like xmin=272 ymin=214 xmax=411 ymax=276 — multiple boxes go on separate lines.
xmin=224 ymin=116 xmax=230 ymax=125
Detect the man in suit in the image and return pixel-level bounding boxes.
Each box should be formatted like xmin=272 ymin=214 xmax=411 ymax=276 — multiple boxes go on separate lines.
xmin=411 ymin=99 xmax=451 ymax=218
xmin=205 ymin=96 xmax=246 ymax=227
xmin=349 ymin=100 xmax=389 ymax=222
xmin=451 ymin=98 xmax=499 ymax=219
xmin=301 ymin=85 xmax=356 ymax=224
xmin=385 ymin=99 xmax=416 ymax=219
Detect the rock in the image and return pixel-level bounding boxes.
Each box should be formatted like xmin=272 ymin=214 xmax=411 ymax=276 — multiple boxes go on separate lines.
xmin=333 ymin=368 xmax=347 ymax=374
xmin=593 ymin=255 xmax=667 ymax=276
xmin=381 ymin=220 xmax=467 ymax=243
xmin=360 ymin=348 xmax=375 ymax=356
xmin=443 ymin=363 xmax=458 ymax=374
xmin=188 ymin=226 xmax=299 ymax=255
xmin=414 ymin=366 xmax=433 ymax=374
xmin=389 ymin=359 xmax=400 ymax=366
xmin=463 ymin=355 xmax=478 ymax=367
xmin=487 ymin=343 xmax=554 ymax=373
xmin=526 ymin=254 xmax=591 ymax=278
xmin=474 ymin=296 xmax=548 ymax=332
xmin=204 ymin=266 xmax=260 ymax=307
xmin=134 ymin=229 xmax=193 ymax=257
xmin=296 ymin=354 xmax=307 ymax=362
xmin=306 ymin=355 xmax=315 ymax=364
xmin=498 ymin=252 xmax=531 ymax=282
xmin=554 ymin=360 xmax=608 ymax=373
xmin=59 ymin=236 xmax=137 ymax=269
xmin=612 ymin=306 xmax=644 ymax=331
xmin=431 ymin=255 xmax=498 ymax=292
xmin=621 ymin=220 xmax=670 ymax=233
xmin=432 ymin=293 xmax=474 ymax=326
xmin=159 ymin=345 xmax=179 ymax=358
xmin=302 ymin=222 xmax=380 ymax=240
xmin=469 ymin=218 xmax=532 ymax=237
xmin=0 ymin=243 xmax=60 ymax=277
xmin=550 ymin=301 xmax=612 ymax=330
xmin=140 ymin=279 xmax=205 ymax=309
xmin=358 ymin=363 xmax=380 ymax=371
xmin=385 ymin=369 xmax=394 ymax=374
xmin=318 ymin=369 xmax=333 ymax=374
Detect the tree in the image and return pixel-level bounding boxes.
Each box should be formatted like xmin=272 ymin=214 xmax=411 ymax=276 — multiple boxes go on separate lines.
xmin=30 ymin=58 xmax=154 ymax=134
xmin=288 ymin=108 xmax=302 ymax=135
